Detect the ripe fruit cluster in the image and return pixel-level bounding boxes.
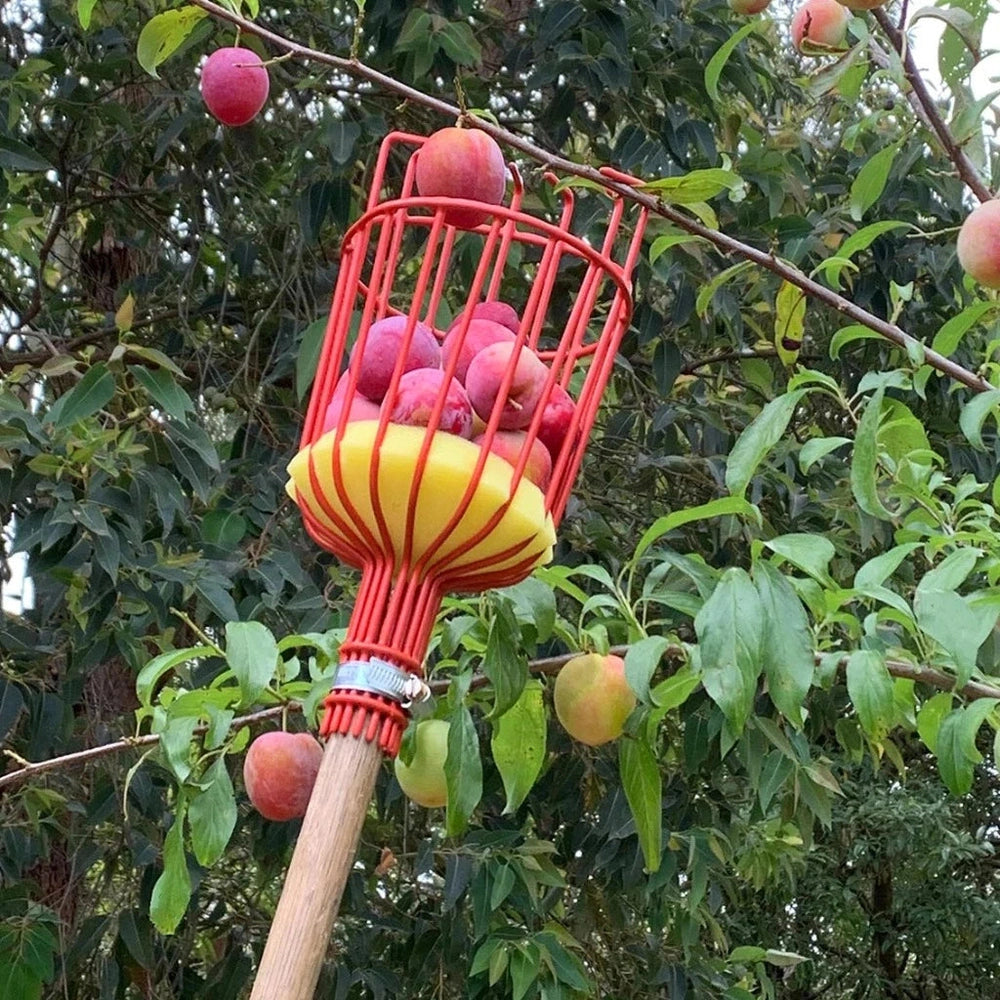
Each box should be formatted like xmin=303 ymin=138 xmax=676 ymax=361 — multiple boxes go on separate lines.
xmin=321 ymin=304 xmax=576 ymax=491
xmin=243 ymin=731 xmax=323 ymax=821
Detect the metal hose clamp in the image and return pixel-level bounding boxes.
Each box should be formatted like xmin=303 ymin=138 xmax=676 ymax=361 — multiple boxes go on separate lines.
xmin=332 ymin=657 xmax=431 ymax=708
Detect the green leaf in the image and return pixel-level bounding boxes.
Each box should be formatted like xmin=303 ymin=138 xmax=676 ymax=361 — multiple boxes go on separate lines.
xmin=649 ymin=232 xmax=709 ymax=263
xmin=931 ymin=301 xmax=996 ymax=356
xmin=498 ymin=576 xmax=557 ymax=644
xmin=483 ymin=601 xmax=528 ymax=718
xmin=188 ymin=757 xmax=237 ymax=866
xmin=725 ymin=390 xmax=808 ymax=498
xmin=913 ymin=590 xmax=993 ymax=686
xmin=845 ymin=650 xmax=894 ymax=740
xmin=50 ymin=363 xmax=115 ymax=428
xmin=695 ymin=568 xmax=764 ymax=733
xmin=705 ymin=22 xmax=758 ymax=102
xmin=936 ymin=700 xmax=999 ymax=795
xmin=202 ymin=510 xmax=248 ymax=549
xmin=0 ymin=136 xmax=56 ymax=173
xmin=77 ymin=0 xmax=99 ymax=28
xmin=829 ymin=323 xmax=883 ymax=360
xmin=225 ymin=621 xmax=279 ymax=706
xmin=136 ymin=645 xmax=217 ymax=707
xmin=634 ymin=496 xmax=761 ymax=563
xmin=642 ymin=168 xmax=744 ymax=205
xmin=490 ymin=681 xmax=546 ymax=814
xmin=136 ymin=7 xmax=209 ymax=79
xmin=916 ymin=691 xmax=953 ymax=754
xmin=753 ymin=561 xmax=814 ymax=727
xmin=129 ymin=365 xmax=194 ymax=424
xmin=696 ymin=260 xmax=755 ymax=317
xmin=437 ymin=21 xmax=483 ymax=66
xmin=150 ymin=806 xmax=192 ymax=934
xmin=650 ymin=665 xmax=701 ymax=714
xmin=799 ymin=435 xmax=850 ymax=472
xmin=849 ymin=143 xmax=899 ymax=222
xmin=509 ymin=944 xmax=539 ymax=1000
xmin=855 ymin=543 xmax=921 ymax=590
xmin=620 ymin=734 xmax=662 ymax=872
xmin=959 ymin=389 xmax=1000 ymax=451
xmin=818 ymin=221 xmax=909 ymax=290
xmin=764 ymin=533 xmax=835 ymax=585
xmin=850 ymin=387 xmax=894 ymax=520
xmin=446 ymin=704 xmax=483 ymax=836
xmin=624 ymin=636 xmax=672 ymax=704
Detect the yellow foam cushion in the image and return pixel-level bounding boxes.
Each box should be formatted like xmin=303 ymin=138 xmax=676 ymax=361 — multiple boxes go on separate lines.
xmin=286 ymin=422 xmax=555 ymax=583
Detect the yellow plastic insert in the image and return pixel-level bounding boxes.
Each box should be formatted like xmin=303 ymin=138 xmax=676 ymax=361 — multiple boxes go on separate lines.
xmin=286 ymin=422 xmax=555 ymax=578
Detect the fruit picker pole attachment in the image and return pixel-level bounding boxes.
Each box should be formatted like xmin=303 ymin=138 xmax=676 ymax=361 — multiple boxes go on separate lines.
xmin=250 ymin=132 xmax=648 ymax=998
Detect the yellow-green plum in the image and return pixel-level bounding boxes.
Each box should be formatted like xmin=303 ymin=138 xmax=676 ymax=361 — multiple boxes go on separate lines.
xmin=957 ymin=200 xmax=1000 ymax=289
xmin=730 ymin=0 xmax=771 ymax=13
xmin=243 ymin=731 xmax=323 ymax=821
xmin=553 ymin=653 xmax=636 ymax=747
xmin=394 ymin=719 xmax=449 ymax=807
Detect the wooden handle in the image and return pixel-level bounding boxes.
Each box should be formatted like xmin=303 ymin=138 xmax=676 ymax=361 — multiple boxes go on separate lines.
xmin=249 ymin=731 xmax=384 ymax=999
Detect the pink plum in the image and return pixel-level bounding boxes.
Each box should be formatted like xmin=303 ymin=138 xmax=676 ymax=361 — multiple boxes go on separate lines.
xmin=476 ymin=430 xmax=552 ymax=490
xmin=243 ymin=731 xmax=323 ymax=821
xmin=536 ymin=384 xmax=576 ymax=465
xmin=200 ymin=47 xmax=270 ymax=127
xmin=386 ymin=368 xmax=473 ymax=438
xmin=414 ymin=127 xmax=507 ymax=229
xmin=465 ymin=341 xmax=549 ymax=430
xmin=321 ymin=373 xmax=381 ymax=433
xmin=351 ymin=315 xmax=441 ymax=403
xmin=448 ymin=301 xmax=520 ymax=335
xmin=441 ymin=318 xmax=516 ymax=384
xmin=957 ymin=200 xmax=1000 ymax=289
xmin=791 ymin=0 xmax=849 ymax=52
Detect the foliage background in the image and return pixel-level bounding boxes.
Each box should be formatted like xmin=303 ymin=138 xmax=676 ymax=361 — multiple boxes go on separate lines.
xmin=2 ymin=0 xmax=1000 ymax=997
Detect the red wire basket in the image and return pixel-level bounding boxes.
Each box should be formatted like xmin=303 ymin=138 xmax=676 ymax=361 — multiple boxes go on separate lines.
xmin=287 ymin=130 xmax=649 ymax=754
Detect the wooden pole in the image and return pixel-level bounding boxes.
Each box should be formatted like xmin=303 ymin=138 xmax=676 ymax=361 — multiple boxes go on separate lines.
xmin=249 ymin=730 xmax=384 ymax=999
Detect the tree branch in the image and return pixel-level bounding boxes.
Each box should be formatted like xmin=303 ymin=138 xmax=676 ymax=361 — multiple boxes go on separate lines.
xmin=872 ymin=9 xmax=994 ymax=205
xmin=3 ymin=644 xmax=994 ymax=792
xmin=185 ymin=0 xmax=995 ymax=396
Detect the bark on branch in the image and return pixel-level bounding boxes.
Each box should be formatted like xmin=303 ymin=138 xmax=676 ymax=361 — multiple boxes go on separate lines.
xmin=183 ymin=0 xmax=995 ymax=396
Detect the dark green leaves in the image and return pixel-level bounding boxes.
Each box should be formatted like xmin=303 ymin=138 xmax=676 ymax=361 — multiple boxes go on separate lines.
xmin=225 ymin=622 xmax=279 ymax=706
xmin=482 ymin=601 xmax=528 ymax=719
xmin=49 ymin=363 xmax=115 ymax=428
xmin=188 ymin=758 xmax=237 ymax=866
xmin=445 ymin=704 xmax=483 ymax=836
xmin=845 ymin=651 xmax=894 ymax=741
xmin=753 ymin=562 xmax=813 ymax=726
xmin=620 ymin=731 xmax=662 ymax=872
xmin=150 ymin=806 xmax=192 ymax=935
xmin=726 ymin=391 xmax=808 ymax=498
xmin=695 ymin=568 xmax=764 ymax=734
xmin=491 ymin=681 xmax=546 ymax=814
xmin=851 ymin=387 xmax=895 ymax=520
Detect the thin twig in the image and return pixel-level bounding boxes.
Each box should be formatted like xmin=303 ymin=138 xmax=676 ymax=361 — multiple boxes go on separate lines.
xmin=873 ymin=8 xmax=994 ymax=205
